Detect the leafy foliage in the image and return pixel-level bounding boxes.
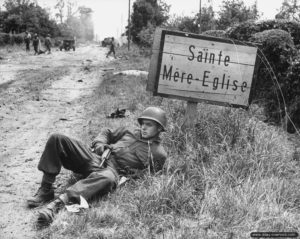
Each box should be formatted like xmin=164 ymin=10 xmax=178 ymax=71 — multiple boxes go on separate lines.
xmin=0 ymin=32 xmax=23 ymax=45
xmin=166 ymin=6 xmax=216 ymax=34
xmin=275 ymin=0 xmax=300 ymax=22
xmin=1 ymin=0 xmax=59 ymax=36
xmin=250 ymin=29 xmax=297 ymax=123
xmin=227 ymin=19 xmax=300 ymax=46
xmin=217 ymin=0 xmax=260 ymax=30
xmin=137 ymin=23 xmax=156 ymax=47
xmin=54 ymin=0 xmax=65 ymax=24
xmin=0 ymin=0 xmax=94 ymax=41
xmin=252 ymin=29 xmax=296 ymax=75
xmin=196 ymin=6 xmax=216 ymax=33
xmin=280 ymin=61 xmax=300 ymax=131
xmin=166 ymin=1 xmax=259 ymax=35
xmin=130 ymin=0 xmax=170 ymax=44
xmin=226 ymin=19 xmax=300 ymax=127
xmin=166 ymin=15 xmax=199 ymax=33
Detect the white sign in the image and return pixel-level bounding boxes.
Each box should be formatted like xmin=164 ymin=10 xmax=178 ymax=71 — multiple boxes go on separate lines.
xmin=147 ymin=29 xmax=260 ymax=107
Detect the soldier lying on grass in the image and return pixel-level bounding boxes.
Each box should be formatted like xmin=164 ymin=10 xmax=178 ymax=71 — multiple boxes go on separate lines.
xmin=27 ymin=107 xmax=168 ymax=225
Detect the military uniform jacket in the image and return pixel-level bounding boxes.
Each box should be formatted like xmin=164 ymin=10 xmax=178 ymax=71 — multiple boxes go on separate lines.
xmin=45 ymin=37 xmax=51 ymax=47
xmin=91 ymin=127 xmax=167 ymax=175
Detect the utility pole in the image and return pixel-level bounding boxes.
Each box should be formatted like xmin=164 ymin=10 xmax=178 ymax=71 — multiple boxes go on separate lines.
xmin=128 ymin=0 xmax=131 ymax=51
xmin=199 ymin=0 xmax=202 ymax=34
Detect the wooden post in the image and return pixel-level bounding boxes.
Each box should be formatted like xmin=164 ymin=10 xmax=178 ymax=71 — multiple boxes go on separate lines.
xmin=182 ymin=101 xmax=198 ymax=130
xmin=182 ymin=0 xmax=202 ymax=130
xmin=199 ymin=0 xmax=202 ymax=34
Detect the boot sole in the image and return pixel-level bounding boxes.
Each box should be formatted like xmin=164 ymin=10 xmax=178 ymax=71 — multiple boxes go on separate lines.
xmin=38 ymin=212 xmax=53 ymax=223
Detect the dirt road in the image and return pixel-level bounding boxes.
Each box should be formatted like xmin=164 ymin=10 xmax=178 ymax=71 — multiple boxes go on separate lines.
xmin=0 ymin=44 xmax=109 ymax=238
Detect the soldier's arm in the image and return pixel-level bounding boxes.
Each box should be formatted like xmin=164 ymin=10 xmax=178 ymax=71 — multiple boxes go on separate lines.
xmin=91 ymin=126 xmax=128 ymax=148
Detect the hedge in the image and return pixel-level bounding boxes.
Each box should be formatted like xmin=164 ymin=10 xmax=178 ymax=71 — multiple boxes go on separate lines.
xmin=226 ymin=19 xmax=300 ymax=47
xmin=0 ymin=33 xmax=24 ymax=46
xmin=226 ymin=20 xmax=300 ymax=132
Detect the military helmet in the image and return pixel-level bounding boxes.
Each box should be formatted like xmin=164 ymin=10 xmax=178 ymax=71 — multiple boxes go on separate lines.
xmin=138 ymin=107 xmax=167 ymax=131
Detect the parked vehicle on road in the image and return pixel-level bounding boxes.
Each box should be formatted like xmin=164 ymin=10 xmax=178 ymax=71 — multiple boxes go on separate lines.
xmin=59 ymin=39 xmax=76 ymax=51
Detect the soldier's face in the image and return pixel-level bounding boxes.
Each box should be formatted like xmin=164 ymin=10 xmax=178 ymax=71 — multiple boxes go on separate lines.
xmin=140 ymin=119 xmax=161 ymax=139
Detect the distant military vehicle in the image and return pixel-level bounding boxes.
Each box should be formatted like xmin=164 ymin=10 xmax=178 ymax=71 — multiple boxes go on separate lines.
xmin=59 ymin=39 xmax=76 ymax=51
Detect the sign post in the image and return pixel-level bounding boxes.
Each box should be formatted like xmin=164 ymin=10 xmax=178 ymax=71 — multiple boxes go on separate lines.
xmin=147 ymin=28 xmax=260 ymax=128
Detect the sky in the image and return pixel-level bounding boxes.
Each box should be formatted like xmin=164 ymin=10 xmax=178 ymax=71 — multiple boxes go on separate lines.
xmin=0 ymin=0 xmax=285 ymax=39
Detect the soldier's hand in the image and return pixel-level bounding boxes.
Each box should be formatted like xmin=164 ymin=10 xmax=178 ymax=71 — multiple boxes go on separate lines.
xmin=94 ymin=144 xmax=110 ymax=155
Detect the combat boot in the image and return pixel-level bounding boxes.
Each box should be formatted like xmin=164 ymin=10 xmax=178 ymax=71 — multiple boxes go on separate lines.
xmin=27 ymin=186 xmax=54 ymax=208
xmin=37 ymin=199 xmax=64 ymax=225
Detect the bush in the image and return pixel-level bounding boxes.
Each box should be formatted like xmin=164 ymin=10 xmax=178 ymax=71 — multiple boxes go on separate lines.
xmin=11 ymin=34 xmax=24 ymax=44
xmin=226 ymin=19 xmax=300 ymax=131
xmin=137 ymin=23 xmax=156 ymax=47
xmin=227 ymin=19 xmax=300 ymax=47
xmin=0 ymin=33 xmax=24 ymax=45
xmin=249 ymin=29 xmax=297 ymax=124
xmin=0 ymin=33 xmax=11 ymax=45
xmin=281 ymin=61 xmax=300 ymax=132
xmin=251 ymin=29 xmax=296 ymax=74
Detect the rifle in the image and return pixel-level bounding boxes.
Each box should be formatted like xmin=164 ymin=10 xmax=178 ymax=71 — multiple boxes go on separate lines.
xmin=99 ymin=148 xmax=111 ymax=168
xmin=98 ymin=148 xmax=129 ymax=187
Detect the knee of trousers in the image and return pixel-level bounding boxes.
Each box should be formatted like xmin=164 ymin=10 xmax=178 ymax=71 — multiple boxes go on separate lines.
xmin=88 ymin=170 xmax=118 ymax=192
xmin=89 ymin=171 xmax=117 ymax=187
xmin=66 ymin=170 xmax=118 ymax=201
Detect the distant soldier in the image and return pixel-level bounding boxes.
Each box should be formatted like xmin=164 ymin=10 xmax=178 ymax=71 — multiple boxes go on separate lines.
xmin=106 ymin=37 xmax=117 ymax=59
xmin=24 ymin=31 xmax=31 ymax=52
xmin=32 ymin=34 xmax=40 ymax=55
xmin=45 ymin=34 xmax=52 ymax=54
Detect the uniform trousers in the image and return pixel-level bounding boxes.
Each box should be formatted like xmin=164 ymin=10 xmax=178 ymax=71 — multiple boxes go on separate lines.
xmin=37 ymin=134 xmax=118 ymax=202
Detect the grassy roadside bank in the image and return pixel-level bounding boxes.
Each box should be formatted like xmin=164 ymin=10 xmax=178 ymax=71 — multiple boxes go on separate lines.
xmin=38 ymin=45 xmax=300 ymax=239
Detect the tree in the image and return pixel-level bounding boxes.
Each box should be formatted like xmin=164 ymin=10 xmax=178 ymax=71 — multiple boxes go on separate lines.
xmin=55 ymin=0 xmax=65 ymax=24
xmin=55 ymin=0 xmax=78 ymax=22
xmin=2 ymin=0 xmax=59 ymax=35
xmin=217 ymin=0 xmax=260 ymax=30
xmin=66 ymin=0 xmax=78 ymax=18
xmin=275 ymin=0 xmax=300 ymax=21
xmin=3 ymin=0 xmax=31 ymax=12
xmin=55 ymin=1 xmax=94 ymax=40
xmin=168 ymin=15 xmax=199 ymax=33
xmin=166 ymin=5 xmax=216 ymax=34
xmin=4 ymin=14 xmax=22 ymax=33
xmin=195 ymin=5 xmax=216 ymax=32
xmin=130 ymin=0 xmax=170 ymax=43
